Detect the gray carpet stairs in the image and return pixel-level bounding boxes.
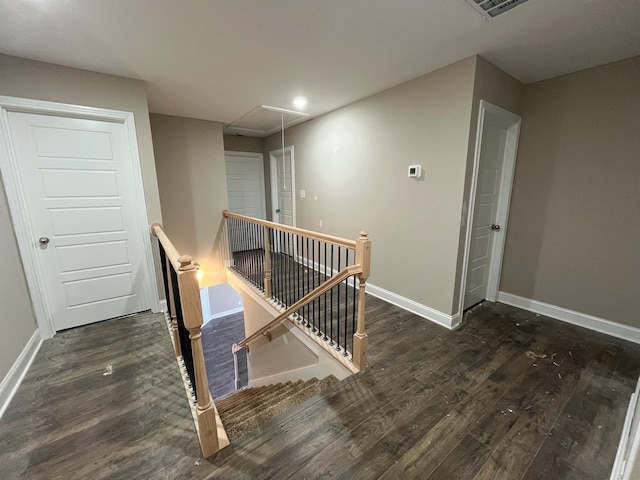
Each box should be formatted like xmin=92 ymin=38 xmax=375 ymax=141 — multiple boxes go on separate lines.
xmin=216 ymin=376 xmax=338 ymax=442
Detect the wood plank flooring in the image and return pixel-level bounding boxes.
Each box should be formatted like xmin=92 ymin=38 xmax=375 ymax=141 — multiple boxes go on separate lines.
xmin=1 ymin=299 xmax=639 ymax=479
xmin=202 ymin=312 xmax=248 ymax=399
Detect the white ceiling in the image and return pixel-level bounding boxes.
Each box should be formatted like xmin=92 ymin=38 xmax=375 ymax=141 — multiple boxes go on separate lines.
xmin=1 ymin=0 xmax=639 ymax=130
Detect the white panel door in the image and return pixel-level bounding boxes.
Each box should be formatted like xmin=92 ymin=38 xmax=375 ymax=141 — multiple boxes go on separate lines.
xmin=225 ymin=153 xmax=266 ymax=219
xmin=7 ymin=111 xmax=151 ymax=330
xmin=225 ymin=152 xmax=265 ymax=251
xmin=464 ymin=117 xmax=508 ymax=309
xmin=270 ymin=148 xmax=295 ymax=227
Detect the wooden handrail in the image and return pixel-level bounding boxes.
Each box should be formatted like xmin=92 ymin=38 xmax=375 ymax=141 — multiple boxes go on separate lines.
xmin=223 ymin=210 xmax=357 ymax=249
xmin=235 ymin=264 xmax=363 ymax=350
xmin=150 ymin=222 xmax=229 ymax=456
xmin=151 ymin=222 xmax=182 ymax=272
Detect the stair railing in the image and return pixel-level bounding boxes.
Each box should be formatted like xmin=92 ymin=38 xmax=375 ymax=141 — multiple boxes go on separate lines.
xmin=151 ymin=222 xmax=229 ymax=456
xmin=223 ymin=210 xmax=371 ymax=389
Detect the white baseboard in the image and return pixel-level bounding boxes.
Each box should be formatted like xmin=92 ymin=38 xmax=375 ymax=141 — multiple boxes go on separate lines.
xmin=497 ymin=291 xmax=640 ymax=344
xmin=0 ymin=329 xmax=42 ymax=419
xmin=611 ymin=377 xmax=640 ymax=480
xmin=211 ymin=306 xmax=244 ymax=321
xmin=366 ymin=283 xmax=459 ymax=330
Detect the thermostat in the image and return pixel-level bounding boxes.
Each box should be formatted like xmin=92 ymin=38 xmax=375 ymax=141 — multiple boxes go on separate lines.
xmin=408 ymin=165 xmax=422 ymax=178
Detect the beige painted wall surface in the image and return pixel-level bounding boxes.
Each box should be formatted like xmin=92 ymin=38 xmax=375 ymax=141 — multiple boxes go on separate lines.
xmin=151 ymin=114 xmax=229 ymax=287
xmin=0 ymin=187 xmax=37 ymax=381
xmin=0 ymin=54 xmax=162 ymax=381
xmin=451 ymin=57 xmax=524 ymax=313
xmin=265 ymin=58 xmax=477 ymax=315
xmin=223 ymin=134 xmax=265 ymax=153
xmin=501 ymin=56 xmax=640 ymax=327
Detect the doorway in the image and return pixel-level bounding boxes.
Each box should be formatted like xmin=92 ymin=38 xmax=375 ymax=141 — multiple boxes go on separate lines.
xmin=269 ymin=146 xmax=296 ymax=227
xmin=460 ymin=100 xmax=521 ymax=313
xmin=224 ymin=151 xmax=266 ymax=220
xmin=0 ymin=96 xmax=157 ymax=338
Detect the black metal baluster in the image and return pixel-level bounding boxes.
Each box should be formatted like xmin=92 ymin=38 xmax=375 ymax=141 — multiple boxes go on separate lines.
xmin=352 ymin=270 xmax=357 ymax=358
xmin=330 ymin=244 xmax=334 ymax=345
xmin=336 ymin=246 xmax=342 ymax=351
xmin=344 ymin=249 xmax=349 ymax=356
xmin=316 ymin=240 xmax=322 ymax=336
xmin=323 ymin=242 xmax=328 ymax=340
xmin=286 ymin=232 xmax=291 ymax=308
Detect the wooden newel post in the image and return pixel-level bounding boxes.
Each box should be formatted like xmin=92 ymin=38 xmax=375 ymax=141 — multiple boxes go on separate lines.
xmin=264 ymin=225 xmax=272 ymax=298
xmin=353 ymin=231 xmax=371 ymax=371
xmin=177 ymin=255 xmax=220 ymax=456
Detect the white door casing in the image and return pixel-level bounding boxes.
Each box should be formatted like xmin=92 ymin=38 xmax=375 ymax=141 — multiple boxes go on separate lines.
xmin=269 ymin=146 xmax=296 ymax=227
xmin=460 ymin=100 xmax=521 ymax=314
xmin=0 ymin=96 xmax=159 ymax=338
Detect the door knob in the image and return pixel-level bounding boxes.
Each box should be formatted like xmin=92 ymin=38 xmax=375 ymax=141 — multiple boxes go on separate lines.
xmin=490 ymin=224 xmax=501 ymax=231
xmin=39 ymin=237 xmax=50 ymax=245
xmin=275 ymin=209 xmax=281 ymax=213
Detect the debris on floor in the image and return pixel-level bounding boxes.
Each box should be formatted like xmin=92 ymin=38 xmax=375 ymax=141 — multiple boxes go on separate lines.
xmin=194 ymin=459 xmax=201 ymax=466
xmin=102 ymin=364 xmax=113 ymax=376
xmin=526 ymin=351 xmax=547 ymax=360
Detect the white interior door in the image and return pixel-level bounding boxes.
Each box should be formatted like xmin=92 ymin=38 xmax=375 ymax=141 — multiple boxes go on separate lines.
xmin=225 ymin=152 xmax=266 ymax=219
xmin=7 ymin=111 xmax=151 ymax=331
xmin=463 ymin=103 xmax=521 ymax=311
xmin=225 ymin=151 xmax=265 ymax=251
xmin=270 ymin=147 xmax=295 ymax=227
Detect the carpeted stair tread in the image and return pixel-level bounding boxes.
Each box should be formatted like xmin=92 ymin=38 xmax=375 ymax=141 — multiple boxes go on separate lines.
xmin=218 ymin=376 xmax=339 ymax=443
xmin=215 ymin=382 xmax=288 ymax=411
xmin=220 ymin=381 xmax=299 ymax=416
xmin=228 ymin=380 xmax=310 ymax=425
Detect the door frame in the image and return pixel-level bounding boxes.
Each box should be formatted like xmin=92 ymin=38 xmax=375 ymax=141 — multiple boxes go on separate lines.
xmin=0 ymin=95 xmax=160 ymax=339
xmin=269 ymin=146 xmax=296 ymax=227
xmin=457 ymin=100 xmax=522 ymax=320
xmin=224 ymin=150 xmax=267 ymax=219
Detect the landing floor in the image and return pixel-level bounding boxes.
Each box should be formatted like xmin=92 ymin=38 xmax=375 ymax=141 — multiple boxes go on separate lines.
xmin=1 ymin=300 xmax=639 ymax=479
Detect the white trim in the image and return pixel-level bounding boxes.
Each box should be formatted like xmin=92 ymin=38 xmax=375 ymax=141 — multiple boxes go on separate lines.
xmin=0 ymin=329 xmax=42 ymax=419
xmin=497 ymin=291 xmax=640 ymax=344
xmin=211 ymin=306 xmax=244 ymax=321
xmin=457 ymin=100 xmax=521 ymax=320
xmin=612 ymin=377 xmax=640 ymax=479
xmin=0 ymin=96 xmax=160 ymax=338
xmin=366 ymin=283 xmax=460 ymax=330
xmin=224 ymin=150 xmax=267 ymax=220
xmin=269 ymin=146 xmax=296 ymax=226
xmin=159 ymin=299 xmax=168 ymax=313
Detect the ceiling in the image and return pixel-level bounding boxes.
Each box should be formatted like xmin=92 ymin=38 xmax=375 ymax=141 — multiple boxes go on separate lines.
xmin=1 ymin=0 xmax=639 ymax=133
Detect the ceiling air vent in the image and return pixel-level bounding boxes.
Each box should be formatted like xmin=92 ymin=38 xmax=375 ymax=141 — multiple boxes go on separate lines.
xmin=464 ymin=0 xmax=531 ymax=18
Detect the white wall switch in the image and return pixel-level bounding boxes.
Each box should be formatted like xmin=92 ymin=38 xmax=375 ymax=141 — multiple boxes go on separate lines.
xmin=408 ymin=165 xmax=422 ymax=178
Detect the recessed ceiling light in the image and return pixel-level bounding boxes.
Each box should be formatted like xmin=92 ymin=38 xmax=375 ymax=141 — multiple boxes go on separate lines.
xmin=293 ymin=96 xmax=307 ymax=110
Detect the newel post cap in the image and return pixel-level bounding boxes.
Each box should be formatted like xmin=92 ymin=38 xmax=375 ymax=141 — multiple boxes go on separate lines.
xmin=359 ymin=231 xmax=369 ymax=240
xmin=178 ymin=255 xmax=195 ymax=271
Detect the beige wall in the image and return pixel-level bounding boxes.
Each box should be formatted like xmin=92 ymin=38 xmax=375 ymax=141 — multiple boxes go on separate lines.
xmin=223 ymin=134 xmax=265 ymax=154
xmin=0 ymin=188 xmax=37 ymax=381
xmin=501 ymin=56 xmax=640 ymax=327
xmin=451 ymin=57 xmax=525 ymax=312
xmin=151 ymin=114 xmax=229 ymax=287
xmin=264 ymin=57 xmax=477 ymax=315
xmin=0 ymin=54 xmax=162 ymax=382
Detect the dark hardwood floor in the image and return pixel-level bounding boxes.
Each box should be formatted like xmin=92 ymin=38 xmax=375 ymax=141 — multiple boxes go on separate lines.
xmin=1 ymin=298 xmax=639 ymax=479
xmin=202 ymin=312 xmax=248 ymax=399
